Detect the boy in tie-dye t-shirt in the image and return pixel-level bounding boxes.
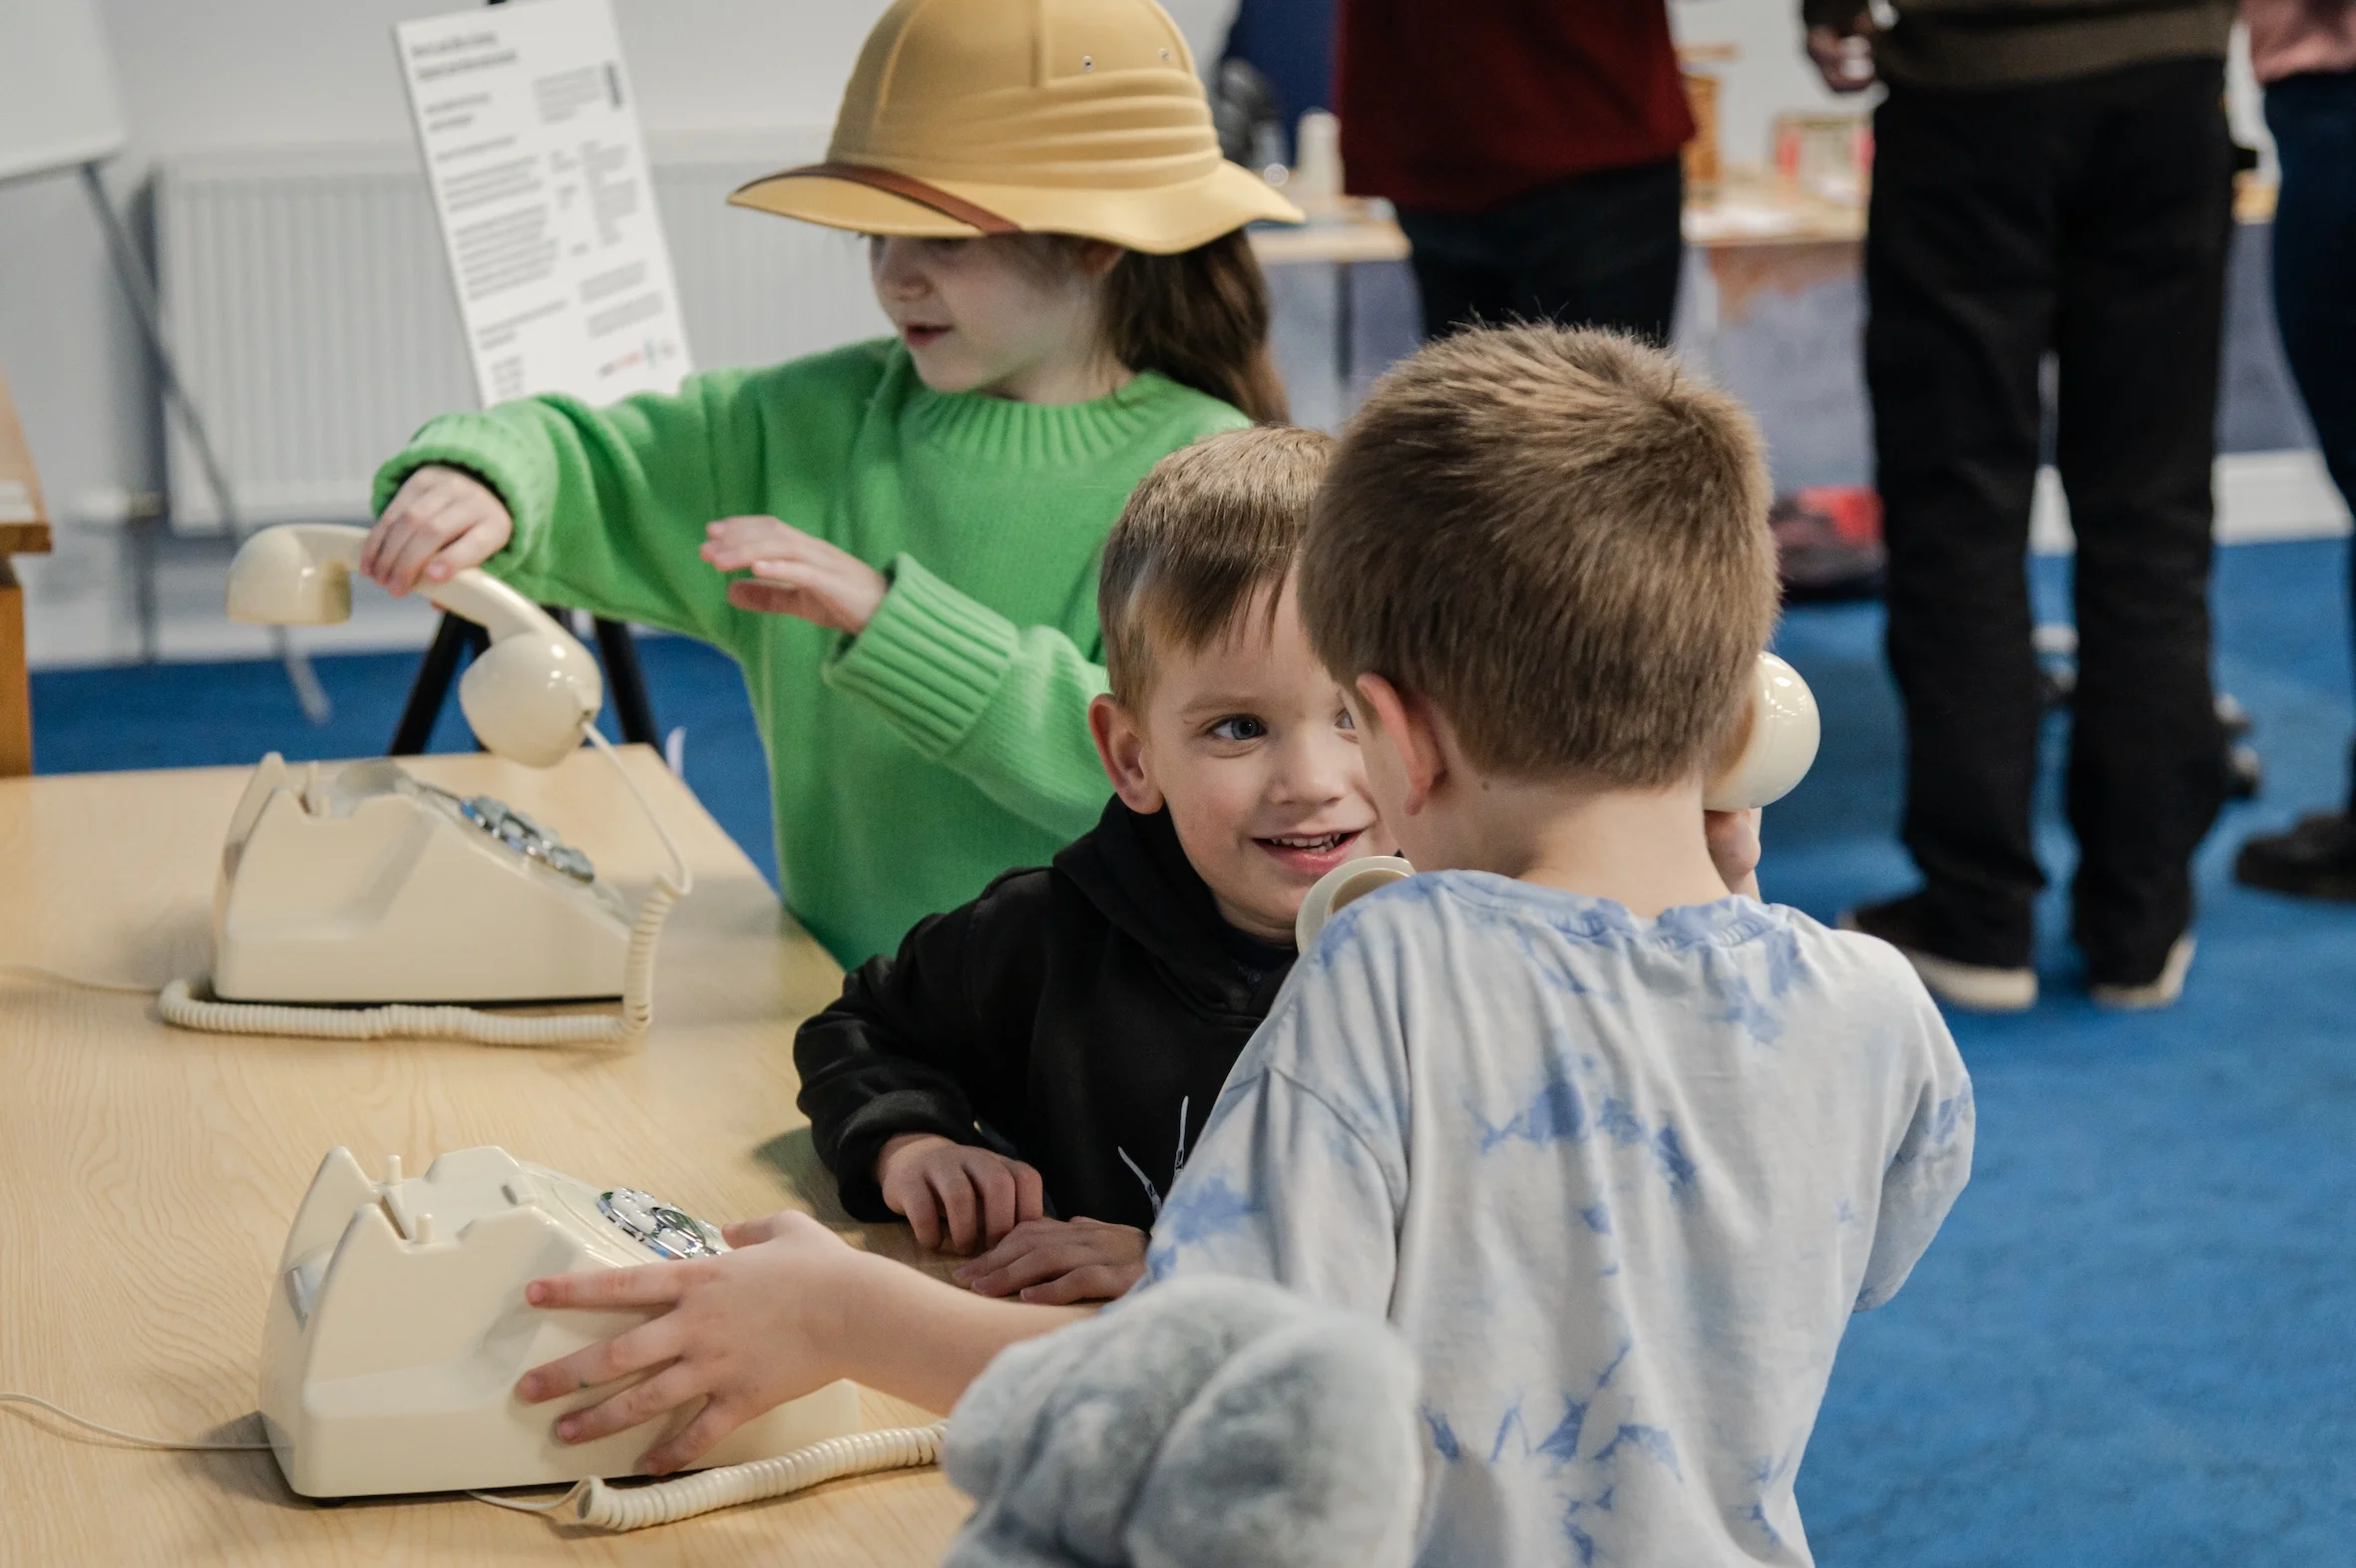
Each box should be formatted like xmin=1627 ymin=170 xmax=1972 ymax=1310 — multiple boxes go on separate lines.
xmin=507 ymin=328 xmax=1968 ymax=1566
xmin=1147 ymin=326 xmax=1972 ymax=1565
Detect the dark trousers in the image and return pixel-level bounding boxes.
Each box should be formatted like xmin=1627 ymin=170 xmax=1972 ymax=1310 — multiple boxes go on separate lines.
xmin=2265 ymin=69 xmax=2356 ymax=808
xmin=1866 ymin=58 xmax=2233 ymax=978
xmin=1397 ymin=156 xmax=1685 ymax=344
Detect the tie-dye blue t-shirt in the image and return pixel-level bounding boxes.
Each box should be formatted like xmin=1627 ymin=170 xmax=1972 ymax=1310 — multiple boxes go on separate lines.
xmin=1143 ymin=872 xmax=1972 ymax=1567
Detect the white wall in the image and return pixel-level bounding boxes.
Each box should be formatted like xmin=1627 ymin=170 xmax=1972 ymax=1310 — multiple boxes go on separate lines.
xmin=0 ymin=0 xmax=922 ymax=529
xmin=0 ymin=0 xmax=1245 ymax=530
xmin=1669 ymin=0 xmax=1861 ymax=168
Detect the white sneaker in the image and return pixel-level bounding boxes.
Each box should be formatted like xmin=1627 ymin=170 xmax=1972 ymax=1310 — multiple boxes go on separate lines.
xmin=2089 ymin=936 xmax=2195 ymax=1010
xmin=1838 ymin=904 xmax=2038 ymax=1012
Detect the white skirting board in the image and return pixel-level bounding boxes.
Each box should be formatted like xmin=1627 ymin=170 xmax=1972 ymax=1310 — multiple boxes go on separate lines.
xmin=2030 ymin=449 xmax=2352 ymax=555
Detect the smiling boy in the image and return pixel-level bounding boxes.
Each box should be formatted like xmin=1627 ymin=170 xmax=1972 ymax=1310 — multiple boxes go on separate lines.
xmin=793 ymin=425 xmax=1383 ymax=1303
xmin=514 ymin=332 xmax=1968 ymax=1558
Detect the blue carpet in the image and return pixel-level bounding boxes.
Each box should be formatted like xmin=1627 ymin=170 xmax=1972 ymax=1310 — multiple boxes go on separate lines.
xmin=29 ymin=633 xmax=783 ymax=885
xmin=28 ymin=538 xmax=2356 ymax=1564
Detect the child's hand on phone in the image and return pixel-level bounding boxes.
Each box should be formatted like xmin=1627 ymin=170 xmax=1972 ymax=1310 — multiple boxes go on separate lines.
xmin=362 ymin=465 xmax=515 ymax=594
xmin=953 ymin=1216 xmax=1147 ymax=1304
xmin=515 ymin=1209 xmax=858 ymax=1474
xmin=703 ymin=516 xmax=889 ymax=634
xmin=875 ymin=1132 xmax=1045 ymax=1254
xmin=1705 ymin=807 xmax=1763 ymax=899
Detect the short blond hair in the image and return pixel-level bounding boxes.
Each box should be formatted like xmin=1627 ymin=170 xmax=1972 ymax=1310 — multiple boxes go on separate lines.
xmin=1301 ymin=325 xmax=1776 ymax=785
xmin=1100 ymin=425 xmax=1336 ymax=709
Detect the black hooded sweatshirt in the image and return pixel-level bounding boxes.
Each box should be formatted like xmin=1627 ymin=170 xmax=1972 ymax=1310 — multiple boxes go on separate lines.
xmin=795 ymin=799 xmax=1296 ymax=1231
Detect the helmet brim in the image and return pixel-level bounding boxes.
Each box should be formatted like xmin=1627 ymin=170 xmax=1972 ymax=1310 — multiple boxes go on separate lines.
xmin=727 ymin=160 xmax=1303 ymax=254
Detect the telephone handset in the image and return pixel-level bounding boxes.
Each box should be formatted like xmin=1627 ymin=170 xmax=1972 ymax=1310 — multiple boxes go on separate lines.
xmin=223 ymin=523 xmax=602 ymax=766
xmin=157 ymin=524 xmax=690 ymax=1045
xmin=1295 ymin=651 xmax=1821 ymax=948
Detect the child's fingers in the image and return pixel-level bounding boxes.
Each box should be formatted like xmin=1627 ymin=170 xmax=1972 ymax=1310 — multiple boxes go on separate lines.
xmin=700 ymin=516 xmax=806 ymax=568
xmin=930 ymin=1167 xmax=982 ymax=1253
xmin=950 ymin=1219 xmax=1046 ymax=1282
xmin=720 ymin=1210 xmax=812 ymax=1249
xmin=524 ymin=1261 xmax=691 ymax=1313
xmin=1012 ymin=1162 xmax=1046 ymax=1223
xmin=638 ymin=1394 xmax=752 ymax=1475
xmin=379 ymin=512 xmax=467 ymax=596
xmin=419 ymin=514 xmax=508 ymax=586
xmin=970 ymin=1159 xmax=1022 ymax=1250
xmin=959 ymin=1243 xmax=1079 ymax=1298
xmin=1019 ymin=1263 xmax=1138 ymax=1305
xmin=726 ymin=579 xmax=815 ymax=617
xmin=515 ymin=1310 xmax=686 ymax=1403
xmin=553 ymin=1359 xmax=700 ymax=1445
xmin=887 ymin=1179 xmax=945 ymax=1252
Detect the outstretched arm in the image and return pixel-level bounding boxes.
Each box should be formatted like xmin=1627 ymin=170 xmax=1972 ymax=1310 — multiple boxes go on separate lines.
xmin=517 ymin=1211 xmax=1083 ymax=1473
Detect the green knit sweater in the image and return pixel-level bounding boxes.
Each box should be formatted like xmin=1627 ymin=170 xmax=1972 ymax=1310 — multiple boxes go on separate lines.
xmin=372 ymin=339 xmax=1247 ymax=966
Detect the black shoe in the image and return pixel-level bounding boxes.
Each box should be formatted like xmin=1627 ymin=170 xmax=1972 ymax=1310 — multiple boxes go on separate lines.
xmin=1839 ymin=893 xmax=2037 ymax=1012
xmin=2234 ymin=811 xmax=2356 ymax=901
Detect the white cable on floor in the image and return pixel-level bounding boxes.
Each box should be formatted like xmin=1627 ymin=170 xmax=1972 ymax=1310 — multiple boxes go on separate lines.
xmin=471 ymin=1423 xmax=949 ymax=1531
xmin=0 ymin=1392 xmax=271 ymax=1452
xmin=20 ymin=734 xmax=691 ymax=1046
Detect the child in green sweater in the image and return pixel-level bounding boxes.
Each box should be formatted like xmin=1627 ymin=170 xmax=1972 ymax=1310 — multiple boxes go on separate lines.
xmin=358 ymin=0 xmax=1299 ymax=964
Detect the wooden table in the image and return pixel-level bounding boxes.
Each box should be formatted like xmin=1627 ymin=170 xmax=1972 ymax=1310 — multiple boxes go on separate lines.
xmin=1245 ymin=172 xmax=1875 ymax=395
xmin=0 ymin=747 xmax=970 ymax=1565
xmin=0 ymin=359 xmax=54 ymax=776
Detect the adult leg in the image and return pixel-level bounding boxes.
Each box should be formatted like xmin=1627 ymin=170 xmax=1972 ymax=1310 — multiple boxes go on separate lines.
xmin=2235 ymin=69 xmax=2356 ymax=897
xmin=1862 ymin=80 xmax=2059 ymax=970
xmin=1400 ymin=160 xmax=1684 ymax=344
xmin=1396 ymin=210 xmax=1516 ymax=339
xmin=2051 ymin=57 xmax=2233 ymax=983
xmin=1497 ymin=158 xmax=1686 ymax=345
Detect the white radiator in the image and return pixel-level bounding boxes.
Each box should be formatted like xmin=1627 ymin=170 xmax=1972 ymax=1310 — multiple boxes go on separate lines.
xmin=158 ymin=134 xmax=888 ymax=531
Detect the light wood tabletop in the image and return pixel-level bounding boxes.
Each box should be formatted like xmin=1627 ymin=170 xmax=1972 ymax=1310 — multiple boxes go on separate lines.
xmin=0 ymin=746 xmax=972 ymax=1565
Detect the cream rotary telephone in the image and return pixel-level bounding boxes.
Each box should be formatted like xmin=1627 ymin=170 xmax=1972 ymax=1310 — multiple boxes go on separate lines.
xmin=1295 ymin=652 xmax=1822 ymax=947
xmin=258 ymin=1144 xmax=941 ymax=1526
xmin=158 ymin=524 xmax=690 ymax=1045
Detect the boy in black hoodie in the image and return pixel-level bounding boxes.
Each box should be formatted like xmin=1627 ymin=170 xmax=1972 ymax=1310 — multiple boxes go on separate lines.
xmin=794 ymin=426 xmax=1384 ymax=1304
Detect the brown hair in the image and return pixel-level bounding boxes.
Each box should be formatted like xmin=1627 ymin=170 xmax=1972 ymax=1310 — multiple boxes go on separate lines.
xmin=1099 ymin=424 xmax=1336 ymax=708
xmin=1301 ymin=324 xmax=1777 ymax=786
xmin=1093 ymin=229 xmax=1289 ymax=424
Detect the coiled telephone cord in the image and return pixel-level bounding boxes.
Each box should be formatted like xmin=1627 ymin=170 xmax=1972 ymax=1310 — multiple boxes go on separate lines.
xmin=1 ymin=1392 xmax=944 ymax=1531
xmin=469 ymin=1421 xmax=948 ymax=1531
xmin=141 ymin=731 xmax=688 ymax=1045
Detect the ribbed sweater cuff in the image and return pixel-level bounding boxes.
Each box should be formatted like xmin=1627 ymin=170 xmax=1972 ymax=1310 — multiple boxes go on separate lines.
xmin=369 ymin=414 xmax=557 ymax=542
xmin=824 ymin=553 xmax=1019 ymax=758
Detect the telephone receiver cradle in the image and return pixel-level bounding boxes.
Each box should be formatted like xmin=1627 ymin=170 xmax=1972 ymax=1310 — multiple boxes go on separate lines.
xmin=260 ymin=1145 xmax=861 ymax=1498
xmin=185 ymin=525 xmax=671 ymax=1019
xmin=1296 ymin=652 xmax=1821 ymax=949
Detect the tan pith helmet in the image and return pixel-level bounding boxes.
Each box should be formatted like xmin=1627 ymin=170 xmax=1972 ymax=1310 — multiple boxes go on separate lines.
xmin=729 ymin=0 xmax=1302 ymax=255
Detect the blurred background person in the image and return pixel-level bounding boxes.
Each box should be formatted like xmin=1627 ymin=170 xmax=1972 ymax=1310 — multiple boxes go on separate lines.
xmin=2234 ymin=0 xmax=2356 ymax=901
xmin=1336 ymin=0 xmax=1692 ymax=343
xmin=1803 ymin=0 xmax=2237 ymax=1008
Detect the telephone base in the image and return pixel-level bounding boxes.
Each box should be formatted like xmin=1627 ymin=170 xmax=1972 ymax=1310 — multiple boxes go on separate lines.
xmin=261 ymin=1146 xmax=867 ymax=1498
xmin=213 ymin=755 xmax=632 ymax=1006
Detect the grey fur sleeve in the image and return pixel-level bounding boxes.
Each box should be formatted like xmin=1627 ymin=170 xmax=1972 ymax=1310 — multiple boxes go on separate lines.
xmin=940 ymin=1277 xmax=1424 ymax=1568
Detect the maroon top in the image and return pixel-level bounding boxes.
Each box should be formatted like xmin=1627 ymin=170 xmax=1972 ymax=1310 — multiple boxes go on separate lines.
xmin=1337 ymin=0 xmax=1695 ymax=214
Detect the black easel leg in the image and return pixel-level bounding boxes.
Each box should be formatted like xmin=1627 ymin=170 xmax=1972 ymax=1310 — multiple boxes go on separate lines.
xmin=591 ymin=617 xmax=659 ymax=746
xmin=389 ymin=612 xmax=490 ymax=754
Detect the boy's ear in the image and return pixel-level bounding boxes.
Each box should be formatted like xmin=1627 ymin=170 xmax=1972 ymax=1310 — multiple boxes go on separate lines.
xmin=1088 ymin=692 xmax=1166 ymax=815
xmin=1354 ymin=673 xmax=1446 ymax=816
